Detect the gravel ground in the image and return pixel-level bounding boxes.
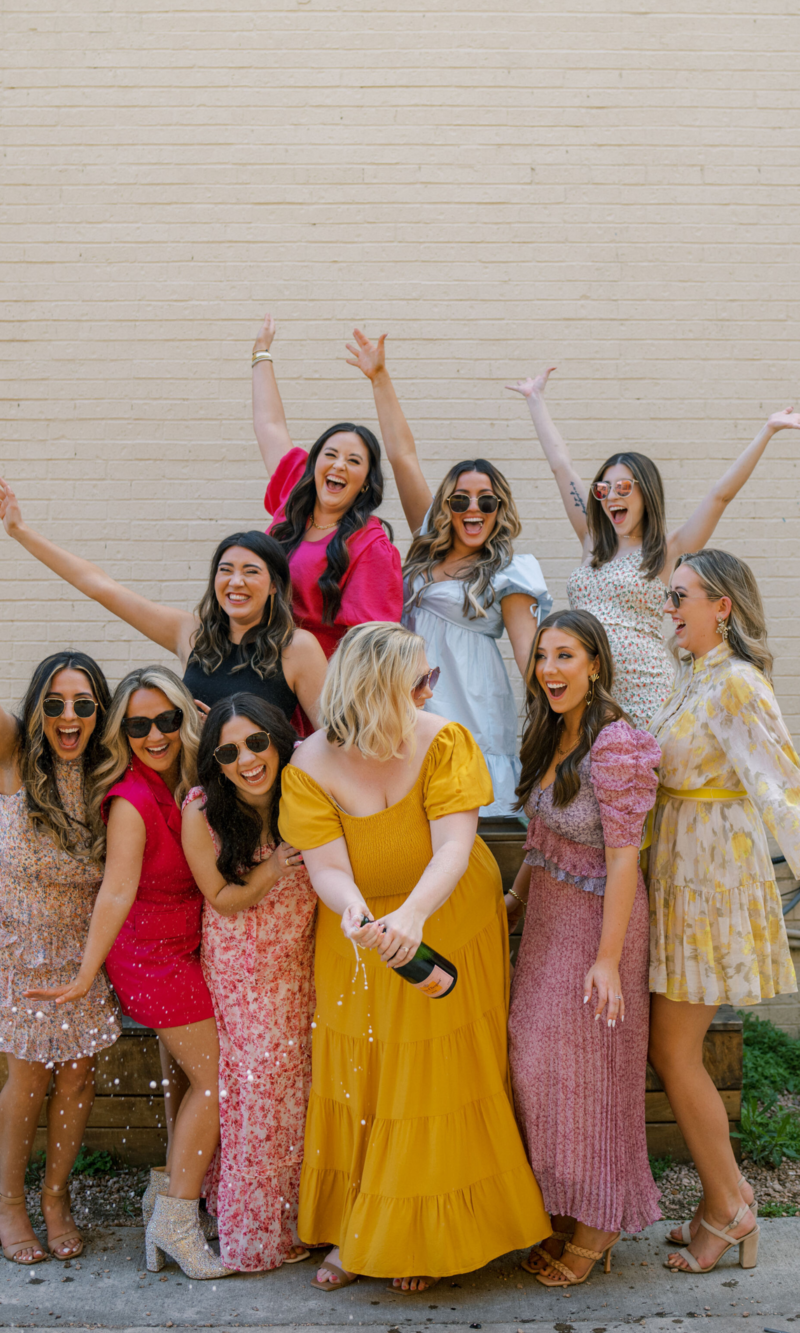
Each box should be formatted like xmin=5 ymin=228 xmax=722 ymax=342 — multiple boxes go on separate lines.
xmin=21 ymin=1156 xmax=800 ymax=1234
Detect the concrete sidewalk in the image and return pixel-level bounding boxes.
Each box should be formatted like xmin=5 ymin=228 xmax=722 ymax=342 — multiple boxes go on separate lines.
xmin=1 ymin=1220 xmax=799 ymax=1331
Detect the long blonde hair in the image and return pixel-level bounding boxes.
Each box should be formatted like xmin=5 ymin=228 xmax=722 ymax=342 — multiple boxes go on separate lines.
xmin=90 ymin=665 xmax=201 ymax=853
xmin=675 ymin=550 xmax=773 ymax=682
xmin=403 ymin=458 xmax=521 ymax=619
xmin=320 ymin=622 xmax=424 ymax=760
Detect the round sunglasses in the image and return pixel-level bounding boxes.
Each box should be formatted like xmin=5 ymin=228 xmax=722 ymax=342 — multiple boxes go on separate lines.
xmin=43 ymin=697 xmax=97 ymax=719
xmin=446 ymin=492 xmax=499 ymax=514
xmin=413 ymin=666 xmax=440 ymax=695
xmin=591 ymin=478 xmax=639 ymax=501
xmin=123 ymin=708 xmax=184 ymax=740
xmin=213 ymin=731 xmax=272 ymax=766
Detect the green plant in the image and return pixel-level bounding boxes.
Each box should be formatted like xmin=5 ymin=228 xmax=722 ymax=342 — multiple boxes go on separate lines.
xmin=758 ymin=1202 xmax=799 ymax=1218
xmin=732 ymin=1093 xmax=800 ymax=1167
xmin=648 ymin=1153 xmax=674 ymax=1182
xmin=740 ymin=1012 xmax=800 ymax=1104
xmin=72 ymin=1147 xmax=116 ymax=1176
xmin=24 ymin=1151 xmax=46 ymax=1188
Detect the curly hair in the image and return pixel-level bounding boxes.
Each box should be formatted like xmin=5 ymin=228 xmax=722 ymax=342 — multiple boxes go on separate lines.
xmin=587 ymin=451 xmax=667 ymax=580
xmin=195 ymin=693 xmax=298 ymax=885
xmin=90 ymin=665 xmax=201 ymax=856
xmin=403 ymin=459 xmax=521 ymax=620
xmin=15 ymin=651 xmax=111 ymax=862
xmin=188 ymin=531 xmax=295 ymax=680
xmin=269 ymin=424 xmax=392 ymax=624
xmin=516 ymin=609 xmax=626 ymax=811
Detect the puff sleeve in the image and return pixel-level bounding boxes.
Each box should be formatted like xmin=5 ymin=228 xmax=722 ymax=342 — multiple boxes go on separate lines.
xmin=422 ymin=723 xmax=494 ymax=820
xmin=492 ymin=554 xmax=553 ymax=622
xmin=590 ymin=719 xmax=661 ymax=848
xmin=278 ymin=765 xmax=344 ymax=850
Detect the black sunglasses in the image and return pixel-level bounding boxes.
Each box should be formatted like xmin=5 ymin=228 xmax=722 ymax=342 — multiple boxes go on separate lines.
xmin=413 ymin=667 xmax=440 ymax=695
xmin=447 ymin=493 xmax=499 ymax=514
xmin=123 ymin=708 xmax=184 ymax=739
xmin=43 ymin=697 xmax=97 ymax=719
xmin=214 ymin=731 xmax=272 ymax=766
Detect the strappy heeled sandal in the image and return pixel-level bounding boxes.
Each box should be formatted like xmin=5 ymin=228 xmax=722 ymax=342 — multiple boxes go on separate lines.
xmin=665 ymin=1203 xmax=759 ymax=1274
xmin=0 ymin=1193 xmax=46 ymax=1266
xmin=41 ymin=1183 xmax=83 ymax=1260
xmin=535 ymin=1234 xmax=620 ymax=1288
xmin=666 ymin=1175 xmax=757 ymax=1245
xmin=520 ymin=1228 xmax=574 ymax=1275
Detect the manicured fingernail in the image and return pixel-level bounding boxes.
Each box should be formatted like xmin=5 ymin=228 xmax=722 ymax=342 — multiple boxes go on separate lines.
xmin=595 ymin=1013 xmax=600 ymax=1021
xmin=608 ymin=1019 xmax=612 ymax=1027
xmin=583 ymin=996 xmax=589 ymax=1004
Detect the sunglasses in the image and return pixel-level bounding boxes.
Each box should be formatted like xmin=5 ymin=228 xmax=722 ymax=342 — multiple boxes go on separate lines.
xmin=214 ymin=731 xmax=272 ymax=766
xmin=591 ymin=478 xmax=639 ymax=501
xmin=413 ymin=667 xmax=440 ymax=695
xmin=446 ymin=492 xmax=499 ymax=514
xmin=123 ymin=708 xmax=184 ymax=739
xmin=43 ymin=697 xmax=97 ymax=719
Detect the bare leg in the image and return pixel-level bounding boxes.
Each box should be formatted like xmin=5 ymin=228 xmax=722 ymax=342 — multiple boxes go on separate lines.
xmin=649 ymin=995 xmax=756 ymax=1270
xmin=40 ymin=1056 xmax=96 ymax=1257
xmin=537 ymin=1222 xmax=620 ymax=1283
xmin=158 ymin=1039 xmax=190 ymax=1170
xmin=156 ymin=1019 xmax=220 ymax=1199
xmin=524 ymin=1212 xmax=575 ymax=1273
xmin=0 ymin=1054 xmax=50 ymax=1263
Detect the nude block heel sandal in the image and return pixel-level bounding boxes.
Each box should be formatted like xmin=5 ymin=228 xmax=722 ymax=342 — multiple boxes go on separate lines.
xmin=666 ymin=1203 xmax=759 ymax=1274
xmin=666 ymin=1176 xmax=757 ymax=1245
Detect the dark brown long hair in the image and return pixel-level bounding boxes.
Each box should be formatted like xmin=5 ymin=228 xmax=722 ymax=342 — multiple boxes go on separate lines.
xmin=188 ymin=531 xmax=295 ymax=680
xmin=516 ymin=609 xmax=625 ymax=810
xmin=587 ymin=451 xmax=667 ymax=580
xmin=270 ymin=423 xmax=392 ymax=624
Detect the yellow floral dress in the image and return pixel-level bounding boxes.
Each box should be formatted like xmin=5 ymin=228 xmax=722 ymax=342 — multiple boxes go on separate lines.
xmin=648 ymin=642 xmax=799 ymax=1006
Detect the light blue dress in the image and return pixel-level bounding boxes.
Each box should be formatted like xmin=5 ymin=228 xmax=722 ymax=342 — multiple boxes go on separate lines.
xmin=403 ymin=555 xmax=552 ymax=818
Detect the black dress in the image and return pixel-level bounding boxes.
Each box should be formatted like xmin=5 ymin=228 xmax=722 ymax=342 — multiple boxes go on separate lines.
xmin=182 ymin=642 xmax=298 ymax=720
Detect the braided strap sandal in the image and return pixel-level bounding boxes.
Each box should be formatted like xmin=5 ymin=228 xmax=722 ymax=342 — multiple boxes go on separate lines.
xmin=665 ymin=1203 xmax=759 ymax=1274
xmin=41 ymin=1183 xmax=83 ymax=1260
xmin=535 ymin=1234 xmax=620 ymax=1288
xmin=520 ymin=1229 xmax=574 ymax=1275
xmin=0 ymin=1193 xmax=46 ymax=1266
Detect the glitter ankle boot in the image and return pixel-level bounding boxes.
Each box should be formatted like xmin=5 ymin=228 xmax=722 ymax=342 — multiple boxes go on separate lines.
xmin=145 ymin=1195 xmax=234 ymax=1279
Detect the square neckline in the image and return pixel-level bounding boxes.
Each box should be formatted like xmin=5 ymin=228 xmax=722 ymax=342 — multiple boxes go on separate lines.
xmin=291 ymin=723 xmax=450 ymax=821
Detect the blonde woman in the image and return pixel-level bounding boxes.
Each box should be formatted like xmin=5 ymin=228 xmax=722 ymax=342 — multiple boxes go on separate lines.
xmin=347 ymin=333 xmax=550 ymax=818
xmin=648 ymin=551 xmax=799 ymax=1275
xmin=279 ymin=623 xmax=549 ymax=1293
xmin=26 ymin=666 xmax=232 ymax=1281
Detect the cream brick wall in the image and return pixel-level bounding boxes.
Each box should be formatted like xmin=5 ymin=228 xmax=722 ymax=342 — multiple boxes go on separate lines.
xmin=2 ymin=0 xmax=800 ymax=740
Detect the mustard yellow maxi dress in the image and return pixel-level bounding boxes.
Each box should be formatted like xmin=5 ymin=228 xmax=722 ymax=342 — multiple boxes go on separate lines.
xmin=279 ymin=722 xmax=549 ymax=1279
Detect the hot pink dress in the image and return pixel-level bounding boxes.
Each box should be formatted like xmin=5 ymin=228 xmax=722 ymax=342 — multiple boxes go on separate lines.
xmin=101 ymin=757 xmax=213 ymax=1029
xmin=265 ymin=447 xmax=403 ymax=659
xmin=183 ymin=787 xmax=316 ymax=1272
xmin=508 ymin=719 xmax=662 ymax=1234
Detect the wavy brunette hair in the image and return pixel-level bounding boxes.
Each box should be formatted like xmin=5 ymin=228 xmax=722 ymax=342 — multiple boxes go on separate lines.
xmin=270 ymin=424 xmax=392 ymax=624
xmin=188 ymin=531 xmax=295 ymax=680
xmin=90 ymin=665 xmax=201 ymax=855
xmin=195 ymin=693 xmax=298 ymax=885
xmin=321 ymin=622 xmax=424 ymax=760
xmin=403 ymin=458 xmax=521 ymax=619
xmin=516 ymin=609 xmax=625 ymax=811
xmin=587 ymin=451 xmax=667 ymax=580
xmin=15 ymin=651 xmax=111 ymax=861
xmin=674 ymin=549 xmax=773 ymax=682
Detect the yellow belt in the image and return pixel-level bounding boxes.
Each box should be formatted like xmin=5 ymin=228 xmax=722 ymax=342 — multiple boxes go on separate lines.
xmin=640 ymin=785 xmax=747 ymax=854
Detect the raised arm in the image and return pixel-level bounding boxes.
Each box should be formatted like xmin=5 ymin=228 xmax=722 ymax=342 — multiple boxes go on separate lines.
xmin=345 ymin=329 xmax=433 ymax=534
xmin=251 ymin=311 xmax=295 ymax=476
xmin=666 ymin=408 xmax=800 ymax=567
xmin=0 ymin=477 xmax=197 ymax=664
xmin=281 ymin=628 xmax=328 ymax=730
xmin=0 ymin=704 xmax=21 ymax=782
xmin=182 ymin=797 xmax=304 ymax=916
xmin=506 ymin=369 xmax=590 ymax=546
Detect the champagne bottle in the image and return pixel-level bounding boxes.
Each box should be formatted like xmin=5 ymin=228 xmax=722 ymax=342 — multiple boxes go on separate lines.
xmin=360 ymin=917 xmax=458 ymax=998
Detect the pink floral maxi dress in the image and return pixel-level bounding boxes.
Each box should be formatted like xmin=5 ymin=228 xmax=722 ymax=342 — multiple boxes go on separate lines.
xmin=508 ymin=720 xmax=662 ymax=1233
xmin=183 ymin=787 xmax=317 ymax=1272
xmin=0 ymin=757 xmax=120 ymax=1064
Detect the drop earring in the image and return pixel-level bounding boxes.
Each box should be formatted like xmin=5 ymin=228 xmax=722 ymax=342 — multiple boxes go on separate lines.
xmin=586 ymin=671 xmax=599 ymax=704
xmin=716 ymin=616 xmax=730 ymax=642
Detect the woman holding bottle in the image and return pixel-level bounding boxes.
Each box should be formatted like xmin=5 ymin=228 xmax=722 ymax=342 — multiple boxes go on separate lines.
xmin=278 ymin=622 xmax=549 ymax=1293
xmin=506 ymin=369 xmax=800 ymax=727
xmin=181 ymin=693 xmax=316 ymax=1272
xmin=252 ymin=313 xmax=403 ymax=659
xmin=26 ymin=666 xmax=233 ymax=1281
xmin=507 ymin=609 xmax=661 ymax=1288
xmin=648 ymin=551 xmax=798 ymax=1276
xmin=0 ymin=651 xmax=119 ymax=1265
xmin=0 ymin=480 xmax=326 ymax=727
xmin=347 ymin=331 xmax=551 ymax=818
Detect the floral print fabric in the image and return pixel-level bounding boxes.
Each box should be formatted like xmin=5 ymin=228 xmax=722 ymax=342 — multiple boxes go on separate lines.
xmin=648 ymin=643 xmax=799 ymax=1006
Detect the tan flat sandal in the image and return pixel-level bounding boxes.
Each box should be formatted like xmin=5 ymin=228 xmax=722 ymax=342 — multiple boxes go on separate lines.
xmin=41 ymin=1183 xmax=83 ymax=1260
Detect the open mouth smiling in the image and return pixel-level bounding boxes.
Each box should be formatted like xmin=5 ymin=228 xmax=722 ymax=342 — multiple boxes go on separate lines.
xmin=545 ymin=681 xmax=568 ymax=700
xmin=239 ymin=764 xmax=267 ymax=786
xmin=607 ymin=503 xmax=628 ymax=526
xmin=55 ymin=725 xmax=82 ymax=750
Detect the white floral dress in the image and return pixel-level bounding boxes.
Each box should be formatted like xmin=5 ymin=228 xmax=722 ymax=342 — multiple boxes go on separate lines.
xmin=648 ymin=643 xmax=799 ymax=1006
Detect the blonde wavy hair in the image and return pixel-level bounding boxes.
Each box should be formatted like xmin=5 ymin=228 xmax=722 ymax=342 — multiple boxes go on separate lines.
xmin=320 ymin=622 xmax=425 ymax=760
xmin=403 ymin=459 xmax=521 ymax=620
xmin=675 ymin=550 xmax=773 ymax=682
xmin=90 ymin=665 xmax=201 ymax=854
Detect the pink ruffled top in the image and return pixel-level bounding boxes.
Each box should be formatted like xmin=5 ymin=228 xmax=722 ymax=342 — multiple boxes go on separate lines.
xmin=524 ymin=719 xmax=661 ymax=896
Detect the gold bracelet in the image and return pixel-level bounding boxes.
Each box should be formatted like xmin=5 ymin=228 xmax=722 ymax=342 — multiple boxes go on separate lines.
xmin=251 ymin=351 xmax=273 ymax=365
xmin=507 ymin=888 xmax=527 ymax=907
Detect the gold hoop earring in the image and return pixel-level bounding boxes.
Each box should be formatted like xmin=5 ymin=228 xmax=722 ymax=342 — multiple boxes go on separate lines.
xmin=716 ymin=616 xmax=730 ymax=642
xmin=586 ymin=671 xmax=599 ymax=704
